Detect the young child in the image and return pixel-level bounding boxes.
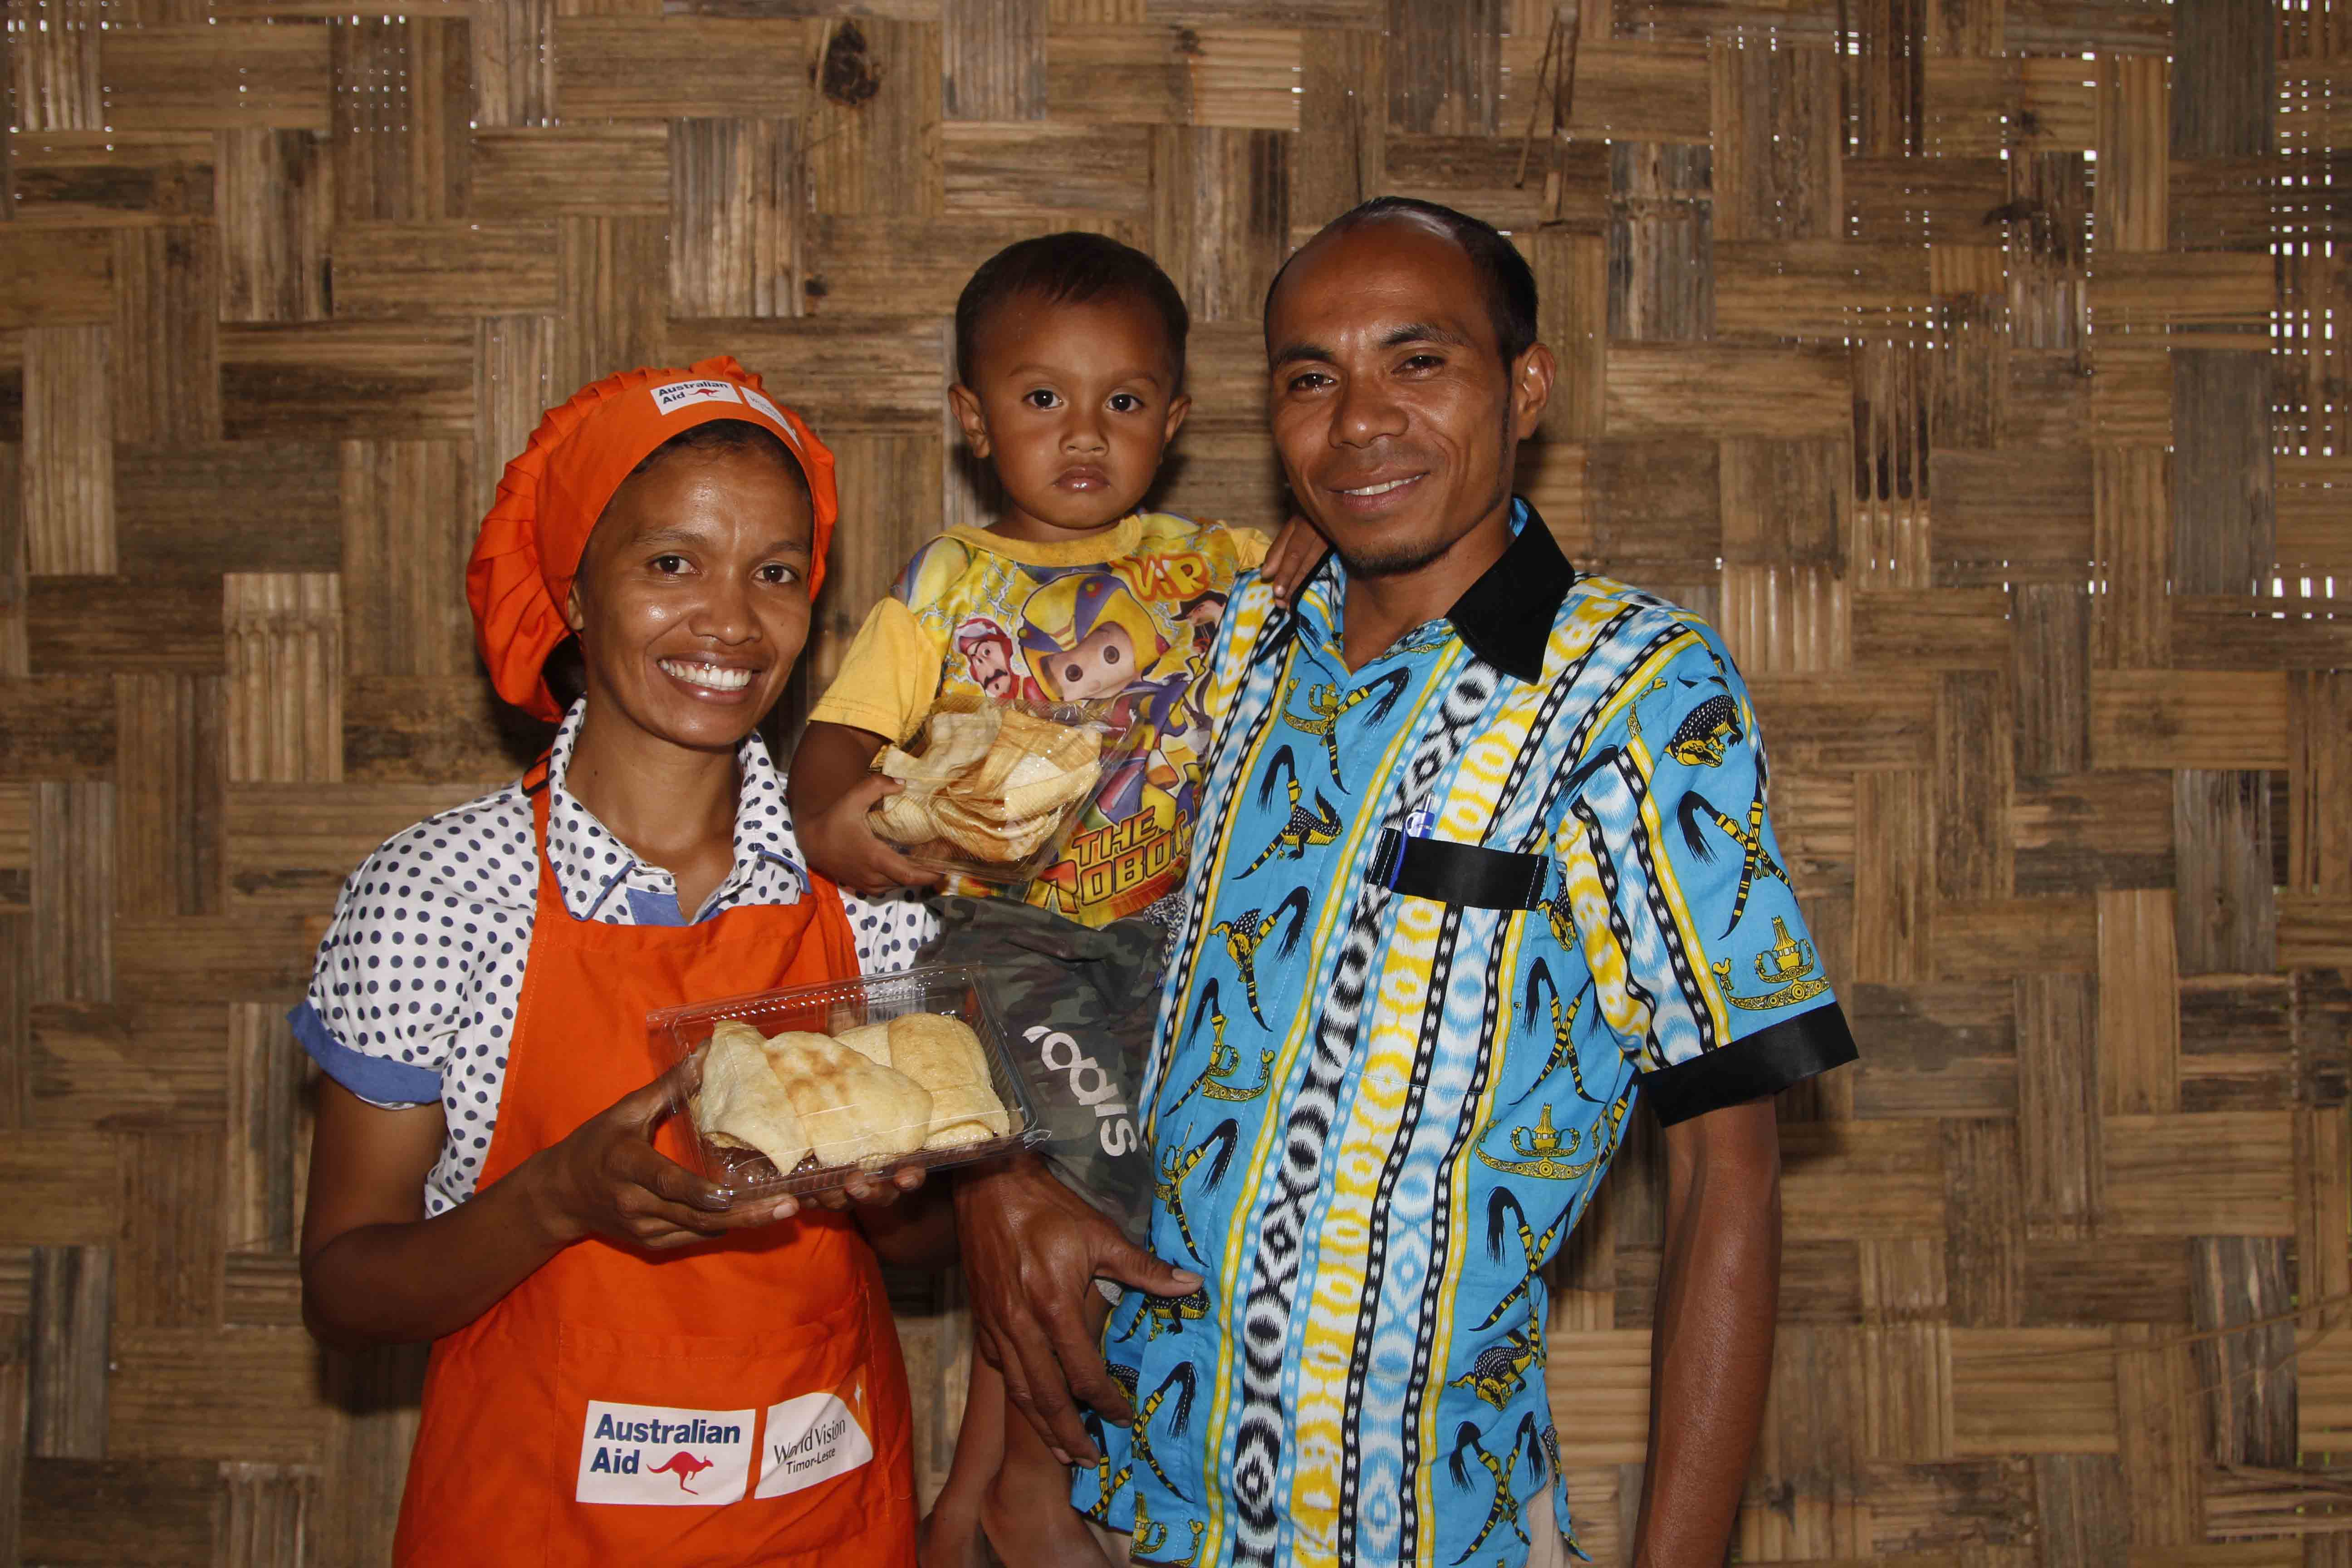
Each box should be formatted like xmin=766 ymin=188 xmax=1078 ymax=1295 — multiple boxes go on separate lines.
xmin=790 ymin=233 xmax=1266 ymax=1567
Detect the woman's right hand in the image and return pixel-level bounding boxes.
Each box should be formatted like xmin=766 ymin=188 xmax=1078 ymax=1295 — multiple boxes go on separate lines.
xmin=799 ymin=773 xmax=942 ymax=898
xmin=530 ymin=1061 xmax=802 ymax=1249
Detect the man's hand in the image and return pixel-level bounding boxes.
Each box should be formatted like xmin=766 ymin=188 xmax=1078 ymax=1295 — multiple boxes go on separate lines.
xmin=1261 ymin=514 xmax=1327 ymax=608
xmin=1632 ymin=1097 xmax=1782 ymax=1567
xmin=955 ymin=1151 xmax=1202 ymax=1463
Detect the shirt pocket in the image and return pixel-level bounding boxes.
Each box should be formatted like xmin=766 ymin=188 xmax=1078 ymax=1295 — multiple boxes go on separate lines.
xmin=1369 ymin=829 xmax=1548 ymax=912
xmin=549 ymin=1289 xmax=905 ymax=1566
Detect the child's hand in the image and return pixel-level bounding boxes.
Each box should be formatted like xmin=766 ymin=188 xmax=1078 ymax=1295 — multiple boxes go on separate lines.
xmin=1262 ymin=514 xmax=1327 ymax=607
xmin=800 ymin=774 xmax=943 ymax=897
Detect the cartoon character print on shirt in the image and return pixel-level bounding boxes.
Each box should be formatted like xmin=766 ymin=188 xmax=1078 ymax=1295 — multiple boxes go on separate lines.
xmin=891 ymin=522 xmax=1255 ymax=925
xmin=1009 ymin=568 xmax=1221 ymax=918
xmin=953 ymin=616 xmax=1044 ymax=704
xmin=1020 ymin=572 xmax=1176 ymax=702
xmin=1019 ymin=572 xmax=1195 ymax=819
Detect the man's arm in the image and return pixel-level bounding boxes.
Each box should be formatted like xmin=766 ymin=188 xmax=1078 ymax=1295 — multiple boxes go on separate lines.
xmin=1631 ymin=1096 xmax=1781 ymax=1565
xmin=955 ymin=1150 xmax=1202 ymax=1462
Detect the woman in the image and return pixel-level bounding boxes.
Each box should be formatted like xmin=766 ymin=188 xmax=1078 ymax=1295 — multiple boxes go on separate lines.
xmin=294 ymin=358 xmax=939 ymax=1565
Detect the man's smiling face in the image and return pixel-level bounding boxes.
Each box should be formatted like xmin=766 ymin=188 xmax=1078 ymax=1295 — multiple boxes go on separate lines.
xmin=1264 ymin=218 xmax=1549 ymax=580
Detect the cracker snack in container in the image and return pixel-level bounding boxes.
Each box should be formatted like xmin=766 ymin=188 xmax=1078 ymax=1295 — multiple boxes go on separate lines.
xmin=653 ymin=964 xmax=1048 ymax=1202
xmin=864 ymin=693 xmax=1141 ymax=885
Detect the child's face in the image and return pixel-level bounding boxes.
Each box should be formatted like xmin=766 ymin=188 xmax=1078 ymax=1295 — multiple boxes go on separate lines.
xmin=949 ymin=290 xmax=1191 ymax=543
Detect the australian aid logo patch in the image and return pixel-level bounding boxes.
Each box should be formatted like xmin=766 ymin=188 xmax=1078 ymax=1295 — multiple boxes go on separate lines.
xmin=752 ymin=1377 xmax=874 ymax=1499
xmin=649 ymin=379 xmax=744 ymax=416
xmin=575 ymin=1399 xmax=754 ymax=1506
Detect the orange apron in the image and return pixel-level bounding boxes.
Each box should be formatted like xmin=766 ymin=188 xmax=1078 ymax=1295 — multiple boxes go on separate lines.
xmin=392 ymin=777 xmax=917 ymax=1567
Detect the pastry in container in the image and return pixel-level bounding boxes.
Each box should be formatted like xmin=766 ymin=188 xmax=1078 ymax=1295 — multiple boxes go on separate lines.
xmin=653 ymin=964 xmax=1047 ymax=1201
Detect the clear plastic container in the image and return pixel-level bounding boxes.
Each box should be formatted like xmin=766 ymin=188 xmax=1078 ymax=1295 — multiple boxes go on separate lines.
xmin=865 ymin=693 xmax=1145 ymax=886
xmin=651 ymin=964 xmax=1048 ymax=1202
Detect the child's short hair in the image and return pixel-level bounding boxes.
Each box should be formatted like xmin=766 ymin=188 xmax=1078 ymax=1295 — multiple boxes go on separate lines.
xmin=954 ymin=232 xmax=1190 ymax=389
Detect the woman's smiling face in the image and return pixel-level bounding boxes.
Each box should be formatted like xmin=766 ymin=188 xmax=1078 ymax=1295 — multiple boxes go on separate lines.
xmin=564 ymin=444 xmax=814 ymax=755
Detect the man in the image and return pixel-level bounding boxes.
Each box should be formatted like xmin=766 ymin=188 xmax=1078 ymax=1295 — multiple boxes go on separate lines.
xmin=956 ymin=197 xmax=1858 ymax=1566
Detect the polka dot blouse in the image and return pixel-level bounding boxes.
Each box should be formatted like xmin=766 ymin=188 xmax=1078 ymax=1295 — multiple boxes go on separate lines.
xmin=289 ymin=701 xmax=937 ymax=1216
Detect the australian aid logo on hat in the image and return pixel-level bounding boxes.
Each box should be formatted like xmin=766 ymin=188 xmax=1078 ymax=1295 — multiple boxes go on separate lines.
xmin=649 ymin=379 xmax=745 ymax=416
xmin=573 ymin=1375 xmax=875 ymax=1507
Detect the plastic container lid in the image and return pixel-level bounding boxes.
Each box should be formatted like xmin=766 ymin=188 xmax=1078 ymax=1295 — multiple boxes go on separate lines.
xmin=651 ymin=964 xmax=1048 ymax=1202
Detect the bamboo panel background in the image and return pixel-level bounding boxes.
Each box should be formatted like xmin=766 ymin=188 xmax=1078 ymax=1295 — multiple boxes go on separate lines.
xmin=0 ymin=0 xmax=2342 ymax=1560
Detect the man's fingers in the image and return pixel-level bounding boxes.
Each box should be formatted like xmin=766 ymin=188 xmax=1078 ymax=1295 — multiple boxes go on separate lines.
xmin=997 ymin=1309 xmax=1102 ymax=1461
xmin=1263 ymin=513 xmax=1326 ymax=604
xmin=1047 ymin=1305 xmax=1134 ymax=1429
xmin=1094 ymin=1235 xmax=1204 ymax=1301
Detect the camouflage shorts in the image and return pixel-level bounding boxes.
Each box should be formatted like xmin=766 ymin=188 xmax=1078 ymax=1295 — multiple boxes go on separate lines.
xmin=918 ymin=896 xmax=1163 ymax=1247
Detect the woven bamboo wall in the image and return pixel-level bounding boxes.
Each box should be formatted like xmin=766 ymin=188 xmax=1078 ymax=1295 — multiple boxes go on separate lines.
xmin=0 ymin=0 xmax=2343 ymax=1560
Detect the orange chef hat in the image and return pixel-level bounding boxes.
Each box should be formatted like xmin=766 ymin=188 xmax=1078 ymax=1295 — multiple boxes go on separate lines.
xmin=466 ymin=356 xmax=839 ymax=722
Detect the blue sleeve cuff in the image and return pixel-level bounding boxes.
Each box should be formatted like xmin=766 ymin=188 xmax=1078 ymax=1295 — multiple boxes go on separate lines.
xmin=289 ymin=1001 xmax=444 ymax=1108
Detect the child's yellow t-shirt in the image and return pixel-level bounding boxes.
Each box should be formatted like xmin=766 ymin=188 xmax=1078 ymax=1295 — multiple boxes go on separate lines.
xmin=808 ymin=511 xmax=1268 ymax=926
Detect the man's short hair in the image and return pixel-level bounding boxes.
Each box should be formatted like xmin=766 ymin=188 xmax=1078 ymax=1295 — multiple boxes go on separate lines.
xmin=1264 ymin=196 xmax=1540 ymax=368
xmin=954 ymin=231 xmax=1191 ymax=388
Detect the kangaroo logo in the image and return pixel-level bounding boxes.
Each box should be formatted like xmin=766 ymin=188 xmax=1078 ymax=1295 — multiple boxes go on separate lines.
xmin=647 ymin=1450 xmax=717 ymax=1493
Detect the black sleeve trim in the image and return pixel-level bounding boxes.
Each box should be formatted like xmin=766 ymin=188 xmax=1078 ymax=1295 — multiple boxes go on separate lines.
xmin=1639 ymin=1004 xmax=1859 ymax=1126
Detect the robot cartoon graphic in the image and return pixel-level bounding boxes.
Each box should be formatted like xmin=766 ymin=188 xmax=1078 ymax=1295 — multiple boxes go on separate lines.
xmin=1016 ymin=571 xmax=1195 ymax=845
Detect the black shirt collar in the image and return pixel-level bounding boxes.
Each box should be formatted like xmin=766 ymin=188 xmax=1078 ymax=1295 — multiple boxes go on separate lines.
xmin=1268 ymin=498 xmax=1577 ymax=684
xmin=1446 ymin=500 xmax=1575 ymax=682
